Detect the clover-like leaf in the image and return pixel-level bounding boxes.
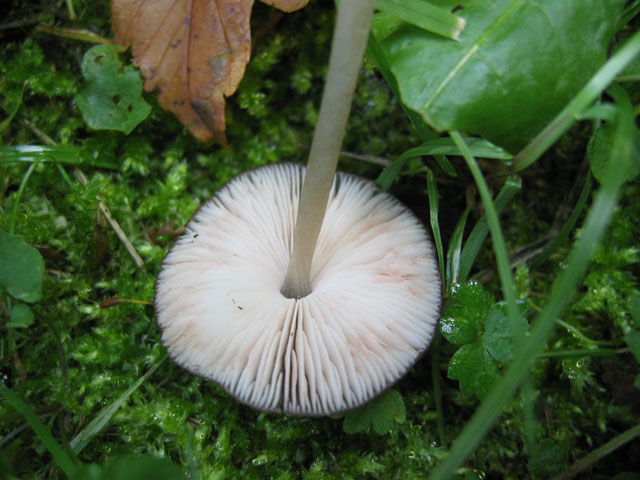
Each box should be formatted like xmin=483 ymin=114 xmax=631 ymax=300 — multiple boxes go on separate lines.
xmin=443 ymin=282 xmax=529 ymax=399
xmin=75 ymin=45 xmax=152 ymax=135
xmin=448 ymin=342 xmax=500 ymax=399
xmin=440 ymin=281 xmax=492 ymax=345
xmin=483 ymin=301 xmax=529 ymax=363
xmin=343 ymin=389 xmax=406 ymax=435
xmin=0 ymin=230 xmax=45 ymax=303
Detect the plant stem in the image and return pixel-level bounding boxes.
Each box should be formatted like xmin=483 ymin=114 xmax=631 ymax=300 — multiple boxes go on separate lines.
xmin=281 ymin=0 xmax=375 ymax=298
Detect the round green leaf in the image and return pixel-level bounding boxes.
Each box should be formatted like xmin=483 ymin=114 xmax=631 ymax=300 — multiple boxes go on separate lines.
xmin=0 ymin=230 xmax=44 ymax=303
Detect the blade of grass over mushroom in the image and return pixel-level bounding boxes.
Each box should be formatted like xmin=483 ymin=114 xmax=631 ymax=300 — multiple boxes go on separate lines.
xmin=374 ymin=0 xmax=466 ymax=40
xmin=69 ymin=356 xmax=165 ymax=454
xmin=426 ymin=169 xmax=445 ymax=279
xmin=282 ymin=0 xmax=376 ymax=298
xmin=0 ymin=382 xmax=78 ymax=477
xmin=429 ymin=83 xmax=635 ymax=480
xmin=445 ymin=207 xmax=469 ymax=290
xmin=512 ymin=29 xmax=640 ymax=172
xmin=458 ymin=176 xmax=522 ymax=283
xmin=532 ymin=173 xmax=592 ymax=268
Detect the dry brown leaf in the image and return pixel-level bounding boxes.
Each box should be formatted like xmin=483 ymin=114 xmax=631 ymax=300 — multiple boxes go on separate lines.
xmin=260 ymin=0 xmax=309 ymax=13
xmin=111 ymin=0 xmax=308 ymax=146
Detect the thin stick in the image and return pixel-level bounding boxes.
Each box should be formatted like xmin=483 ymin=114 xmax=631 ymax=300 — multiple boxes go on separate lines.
xmin=281 ymin=0 xmax=375 ymax=298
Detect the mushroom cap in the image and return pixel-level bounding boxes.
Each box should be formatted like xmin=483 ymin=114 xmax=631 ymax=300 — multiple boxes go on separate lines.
xmin=155 ymin=163 xmax=441 ymax=416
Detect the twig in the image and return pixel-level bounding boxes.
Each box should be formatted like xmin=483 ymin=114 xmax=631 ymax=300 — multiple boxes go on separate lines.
xmin=18 ymin=117 xmax=146 ymax=271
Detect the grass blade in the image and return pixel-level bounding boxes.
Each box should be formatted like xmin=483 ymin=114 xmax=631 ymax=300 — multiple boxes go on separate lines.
xmin=375 ymin=0 xmax=466 ymax=40
xmin=401 ymin=137 xmax=512 ymax=161
xmin=445 ymin=207 xmax=469 ymax=289
xmin=0 ymin=382 xmax=77 ymax=477
xmin=459 ymin=176 xmax=522 ymax=282
xmin=426 ymin=168 xmax=445 ymax=279
xmin=69 ymin=356 xmax=165 ymax=454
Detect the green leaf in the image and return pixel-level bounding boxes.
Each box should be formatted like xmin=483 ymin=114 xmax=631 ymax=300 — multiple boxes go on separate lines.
xmin=634 ymin=374 xmax=640 ymax=390
xmin=71 ymin=456 xmax=187 ymax=480
xmin=483 ymin=301 xmax=528 ymax=363
xmin=372 ymin=0 xmax=626 ymax=152
xmin=75 ymin=45 xmax=151 ymax=135
xmin=343 ymin=389 xmax=406 ymax=435
xmin=7 ymin=302 xmax=35 ymax=328
xmin=440 ymin=281 xmax=491 ymax=345
xmin=447 ymin=342 xmax=500 ymax=399
xmin=625 ymin=331 xmax=640 ymax=364
xmin=0 ymin=230 xmax=45 ymax=303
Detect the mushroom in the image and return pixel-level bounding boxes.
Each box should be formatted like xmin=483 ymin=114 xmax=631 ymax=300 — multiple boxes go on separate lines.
xmin=154 ymin=1 xmax=442 ymax=415
xmin=155 ymin=163 xmax=441 ymax=415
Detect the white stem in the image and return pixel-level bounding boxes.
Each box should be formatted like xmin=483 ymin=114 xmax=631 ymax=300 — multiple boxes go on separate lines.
xmin=281 ymin=0 xmax=375 ymax=298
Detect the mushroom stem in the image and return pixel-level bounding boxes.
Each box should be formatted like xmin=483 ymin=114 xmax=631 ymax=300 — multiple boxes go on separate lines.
xmin=281 ymin=0 xmax=375 ymax=299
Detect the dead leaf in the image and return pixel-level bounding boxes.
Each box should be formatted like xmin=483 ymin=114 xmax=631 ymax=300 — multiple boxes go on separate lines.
xmin=111 ymin=0 xmax=308 ymax=146
xmin=260 ymin=0 xmax=309 ymax=13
